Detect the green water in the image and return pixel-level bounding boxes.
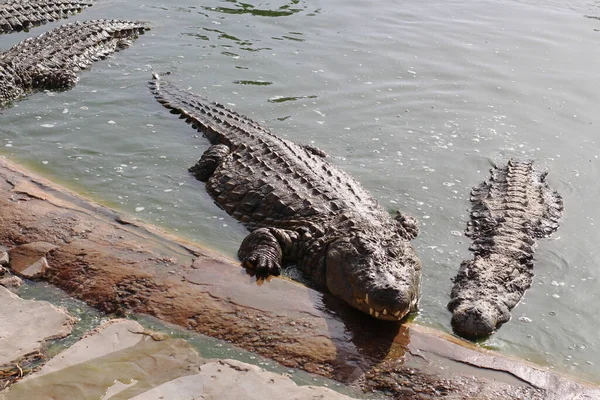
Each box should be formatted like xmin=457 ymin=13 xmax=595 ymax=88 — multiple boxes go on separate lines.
xmin=1 ymin=0 xmax=599 ymax=384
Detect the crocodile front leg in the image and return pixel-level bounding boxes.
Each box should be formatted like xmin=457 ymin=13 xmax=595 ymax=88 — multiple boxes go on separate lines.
xmin=189 ymin=144 xmax=230 ymax=181
xmin=238 ymin=227 xmax=300 ymax=276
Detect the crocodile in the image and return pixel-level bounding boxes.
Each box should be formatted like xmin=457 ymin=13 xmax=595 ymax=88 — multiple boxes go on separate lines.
xmin=447 ymin=159 xmax=563 ymax=338
xmin=148 ymin=74 xmax=422 ymax=321
xmin=0 ymin=0 xmax=92 ymax=35
xmin=0 ymin=19 xmax=146 ymax=107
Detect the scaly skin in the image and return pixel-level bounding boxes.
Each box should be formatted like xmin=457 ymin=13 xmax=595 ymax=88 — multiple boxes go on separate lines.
xmin=0 ymin=0 xmax=93 ymax=35
xmin=448 ymin=159 xmax=563 ymax=338
xmin=0 ymin=19 xmax=147 ymax=107
xmin=149 ymin=73 xmax=422 ymax=321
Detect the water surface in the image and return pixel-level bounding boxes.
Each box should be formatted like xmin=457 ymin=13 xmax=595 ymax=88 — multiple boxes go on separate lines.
xmin=1 ymin=0 xmax=599 ymax=383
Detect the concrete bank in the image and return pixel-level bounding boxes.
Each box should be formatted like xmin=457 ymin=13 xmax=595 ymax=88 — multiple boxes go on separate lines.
xmin=0 ymin=156 xmax=596 ymax=399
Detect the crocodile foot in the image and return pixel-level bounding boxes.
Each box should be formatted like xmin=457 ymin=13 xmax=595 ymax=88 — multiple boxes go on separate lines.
xmin=242 ymin=253 xmax=281 ymax=277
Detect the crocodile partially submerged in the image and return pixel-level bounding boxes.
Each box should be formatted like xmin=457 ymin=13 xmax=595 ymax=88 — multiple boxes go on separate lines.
xmin=0 ymin=19 xmax=146 ymax=107
xmin=448 ymin=159 xmax=563 ymax=338
xmin=0 ymin=0 xmax=92 ymax=35
xmin=148 ymin=74 xmax=422 ymax=321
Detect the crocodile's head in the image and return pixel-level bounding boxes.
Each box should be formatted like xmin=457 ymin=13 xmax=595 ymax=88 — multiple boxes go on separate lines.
xmin=325 ymin=231 xmax=422 ymax=321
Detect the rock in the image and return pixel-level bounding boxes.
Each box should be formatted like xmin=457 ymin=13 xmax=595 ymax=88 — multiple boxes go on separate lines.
xmin=0 ymin=275 xmax=23 ymax=289
xmin=0 ymin=251 xmax=9 ymax=267
xmin=2 ymin=318 xmax=357 ymax=399
xmin=9 ymin=242 xmax=57 ymax=279
xmin=1 ymin=320 xmax=204 ymax=400
xmin=0 ymin=286 xmax=73 ymax=365
xmin=32 ymin=319 xmax=148 ymax=377
xmin=129 ymin=358 xmax=358 ymax=400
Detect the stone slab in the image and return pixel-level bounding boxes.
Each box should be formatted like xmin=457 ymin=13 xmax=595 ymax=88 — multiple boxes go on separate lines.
xmin=2 ymin=320 xmax=204 ymax=400
xmin=0 ymin=286 xmax=73 ymax=365
xmin=130 ymin=359 xmax=357 ymax=400
xmin=9 ymin=242 xmax=57 ymax=279
xmin=33 ymin=319 xmax=146 ymax=377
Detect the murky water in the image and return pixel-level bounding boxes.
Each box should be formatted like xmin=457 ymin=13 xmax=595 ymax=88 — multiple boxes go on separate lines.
xmin=1 ymin=0 xmax=599 ymax=384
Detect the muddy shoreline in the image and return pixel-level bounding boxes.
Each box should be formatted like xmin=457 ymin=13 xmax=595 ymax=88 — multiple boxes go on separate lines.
xmin=0 ymin=156 xmax=596 ymax=399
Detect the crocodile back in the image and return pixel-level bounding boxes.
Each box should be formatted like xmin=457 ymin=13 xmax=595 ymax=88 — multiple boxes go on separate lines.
xmin=0 ymin=0 xmax=93 ymax=35
xmin=149 ymin=76 xmax=385 ymax=229
xmin=0 ymin=19 xmax=146 ymax=72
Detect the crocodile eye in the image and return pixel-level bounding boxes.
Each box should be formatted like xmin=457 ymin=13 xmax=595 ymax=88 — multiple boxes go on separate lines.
xmin=352 ymin=237 xmax=375 ymax=254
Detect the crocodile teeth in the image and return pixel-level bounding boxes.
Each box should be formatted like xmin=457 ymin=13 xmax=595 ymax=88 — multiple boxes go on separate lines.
xmin=374 ymin=311 xmax=380 ymax=318
xmin=382 ymin=309 xmax=388 ymax=316
xmin=365 ymin=294 xmax=369 ymax=304
xmin=393 ymin=311 xmax=401 ymax=317
xmin=356 ymin=298 xmax=363 ymax=304
xmin=369 ymin=308 xmax=374 ymax=316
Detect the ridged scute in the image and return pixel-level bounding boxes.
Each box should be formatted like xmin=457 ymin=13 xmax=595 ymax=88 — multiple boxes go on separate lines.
xmin=0 ymin=19 xmax=147 ymax=107
xmin=448 ymin=159 xmax=563 ymax=338
xmin=148 ymin=75 xmax=382 ymax=230
xmin=0 ymin=0 xmax=93 ymax=34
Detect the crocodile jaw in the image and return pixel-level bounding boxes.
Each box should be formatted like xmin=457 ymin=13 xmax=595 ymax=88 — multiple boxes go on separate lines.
xmin=325 ymin=236 xmax=421 ymax=321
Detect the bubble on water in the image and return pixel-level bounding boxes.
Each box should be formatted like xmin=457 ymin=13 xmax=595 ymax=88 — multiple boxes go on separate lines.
xmin=62 ymin=108 xmax=69 ymax=114
xmin=552 ymin=294 xmax=560 ymax=299
xmin=135 ymin=207 xmax=145 ymax=212
xmin=80 ymin=106 xmax=88 ymax=110
xmin=40 ymin=124 xmax=55 ymax=128
xmin=519 ymin=316 xmax=532 ymax=323
xmin=41 ymin=161 xmax=48 ymax=165
xmin=450 ymin=230 xmax=462 ymax=236
xmin=108 ymin=120 xmax=116 ymax=125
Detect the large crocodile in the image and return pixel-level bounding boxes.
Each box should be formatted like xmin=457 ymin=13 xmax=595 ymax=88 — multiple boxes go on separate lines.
xmin=148 ymin=74 xmax=422 ymax=321
xmin=448 ymin=159 xmax=563 ymax=338
xmin=0 ymin=19 xmax=146 ymax=107
xmin=0 ymin=0 xmax=92 ymax=35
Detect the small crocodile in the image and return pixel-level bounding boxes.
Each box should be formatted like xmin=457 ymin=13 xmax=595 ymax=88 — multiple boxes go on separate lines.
xmin=0 ymin=0 xmax=92 ymax=35
xmin=448 ymin=159 xmax=563 ymax=338
xmin=149 ymin=74 xmax=422 ymax=321
xmin=0 ymin=19 xmax=147 ymax=107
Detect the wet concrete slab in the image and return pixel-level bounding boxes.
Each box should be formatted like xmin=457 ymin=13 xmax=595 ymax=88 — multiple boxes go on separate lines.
xmin=0 ymin=286 xmax=74 ymax=366
xmin=130 ymin=358 xmax=358 ymax=400
xmin=3 ymin=319 xmax=358 ymax=400
xmin=0 ymin=156 xmax=597 ymax=399
xmin=0 ymin=320 xmax=204 ymax=400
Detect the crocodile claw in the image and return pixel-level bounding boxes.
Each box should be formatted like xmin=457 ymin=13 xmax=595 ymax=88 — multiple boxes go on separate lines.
xmin=243 ymin=254 xmax=281 ymax=277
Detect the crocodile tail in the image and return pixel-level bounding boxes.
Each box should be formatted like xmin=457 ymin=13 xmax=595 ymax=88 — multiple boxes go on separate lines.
xmin=148 ymin=74 xmax=274 ymax=145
